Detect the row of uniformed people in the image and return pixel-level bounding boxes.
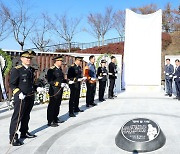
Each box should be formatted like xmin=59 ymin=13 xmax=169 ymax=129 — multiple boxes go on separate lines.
xmin=67 ymin=55 xmax=118 ymax=117
xmin=164 ymin=58 xmax=180 ymax=100
xmin=9 ymin=51 xmax=118 ymax=146
xmin=84 ymin=55 xmax=118 ymax=107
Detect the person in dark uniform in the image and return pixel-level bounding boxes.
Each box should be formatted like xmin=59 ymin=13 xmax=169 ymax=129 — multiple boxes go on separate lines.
xmin=108 ymin=56 xmax=117 ymax=99
xmin=67 ymin=56 xmax=86 ymax=117
xmin=173 ymin=59 xmax=180 ymax=100
xmin=97 ymin=60 xmax=108 ymax=102
xmin=164 ymin=58 xmax=174 ymax=97
xmin=84 ymin=55 xmax=97 ymax=107
xmin=9 ymin=50 xmax=37 ymax=146
xmin=47 ymin=55 xmax=66 ymax=127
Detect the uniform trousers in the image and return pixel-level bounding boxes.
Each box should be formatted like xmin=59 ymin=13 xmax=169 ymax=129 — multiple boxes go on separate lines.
xmin=69 ymin=82 xmax=81 ymax=113
xmin=9 ymin=94 xmax=34 ymax=141
xmin=86 ymin=82 xmax=96 ymax=105
xmin=108 ymin=78 xmax=115 ymax=97
xmin=175 ymin=80 xmax=180 ymax=99
xmin=99 ymin=80 xmax=106 ymax=101
xmin=165 ymin=78 xmax=173 ymax=94
xmin=47 ymin=87 xmax=63 ymax=124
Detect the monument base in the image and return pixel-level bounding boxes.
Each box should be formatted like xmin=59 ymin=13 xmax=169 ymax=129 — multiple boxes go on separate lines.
xmin=125 ymin=85 xmax=162 ymax=93
xmin=115 ymin=118 xmax=166 ymax=152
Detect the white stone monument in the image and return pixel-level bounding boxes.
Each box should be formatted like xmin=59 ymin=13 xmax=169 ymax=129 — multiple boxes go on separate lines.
xmin=123 ymin=9 xmax=162 ymax=92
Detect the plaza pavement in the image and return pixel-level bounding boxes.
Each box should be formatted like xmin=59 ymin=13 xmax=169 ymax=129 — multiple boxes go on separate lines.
xmin=0 ymin=89 xmax=180 ymax=154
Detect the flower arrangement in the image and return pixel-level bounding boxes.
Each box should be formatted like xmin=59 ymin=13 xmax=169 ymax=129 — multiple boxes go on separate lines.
xmin=0 ymin=49 xmax=12 ymax=76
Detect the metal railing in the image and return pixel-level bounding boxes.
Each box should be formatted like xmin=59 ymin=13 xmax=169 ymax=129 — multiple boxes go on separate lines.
xmin=27 ymin=36 xmax=125 ymax=52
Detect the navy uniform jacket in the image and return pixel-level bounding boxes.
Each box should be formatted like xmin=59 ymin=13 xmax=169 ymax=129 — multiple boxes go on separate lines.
xmin=97 ymin=66 xmax=108 ymax=82
xmin=108 ymin=62 xmax=117 ymax=79
xmin=174 ymin=66 xmax=180 ymax=82
xmin=164 ymin=64 xmax=174 ymax=79
xmin=47 ymin=66 xmax=65 ymax=95
xmin=10 ymin=65 xmax=35 ymax=96
xmin=67 ymin=64 xmax=82 ymax=87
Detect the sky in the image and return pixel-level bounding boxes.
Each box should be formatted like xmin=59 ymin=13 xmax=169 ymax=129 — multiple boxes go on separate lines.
xmin=0 ymin=0 xmax=179 ymax=51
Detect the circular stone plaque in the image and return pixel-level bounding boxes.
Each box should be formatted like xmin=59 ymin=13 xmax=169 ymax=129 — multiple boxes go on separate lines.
xmin=115 ymin=118 xmax=166 ymax=152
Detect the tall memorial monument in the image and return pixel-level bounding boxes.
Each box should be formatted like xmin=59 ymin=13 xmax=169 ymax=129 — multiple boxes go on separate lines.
xmin=123 ymin=9 xmax=162 ymax=91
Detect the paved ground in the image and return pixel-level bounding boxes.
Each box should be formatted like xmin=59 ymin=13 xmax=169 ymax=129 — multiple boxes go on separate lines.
xmin=0 ymin=90 xmax=180 ymax=154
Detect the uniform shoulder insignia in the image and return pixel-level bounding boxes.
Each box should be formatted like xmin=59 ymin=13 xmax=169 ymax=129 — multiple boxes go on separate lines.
xmin=50 ymin=66 xmax=55 ymax=69
xmin=15 ymin=65 xmax=23 ymax=69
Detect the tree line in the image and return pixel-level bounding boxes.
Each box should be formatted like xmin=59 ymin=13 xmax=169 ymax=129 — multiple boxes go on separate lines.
xmin=0 ymin=0 xmax=179 ymax=52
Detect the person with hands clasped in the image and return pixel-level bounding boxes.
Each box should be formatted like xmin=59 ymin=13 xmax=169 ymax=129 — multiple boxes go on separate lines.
xmin=9 ymin=50 xmax=37 ymax=146
xmin=108 ymin=56 xmax=118 ymax=99
xmin=173 ymin=59 xmax=180 ymax=100
xmin=164 ymin=58 xmax=174 ymax=97
xmin=47 ymin=55 xmax=66 ymax=127
xmin=84 ymin=55 xmax=97 ymax=107
xmin=67 ymin=56 xmax=86 ymax=117
xmin=97 ymin=60 xmax=108 ymax=102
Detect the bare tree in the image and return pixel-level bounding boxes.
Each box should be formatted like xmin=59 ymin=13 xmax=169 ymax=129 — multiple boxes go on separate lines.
xmin=1 ymin=0 xmax=35 ymax=50
xmin=131 ymin=3 xmax=179 ymax=33
xmin=163 ymin=3 xmax=180 ymax=32
xmin=131 ymin=4 xmax=157 ymax=14
xmin=162 ymin=3 xmax=174 ymax=32
xmin=87 ymin=7 xmax=114 ymax=46
xmin=113 ymin=10 xmax=125 ymax=37
xmin=30 ymin=14 xmax=51 ymax=52
xmin=0 ymin=4 xmax=10 ymax=41
xmin=47 ymin=14 xmax=81 ymax=52
xmin=172 ymin=5 xmax=180 ymax=31
xmin=85 ymin=13 xmax=101 ymax=45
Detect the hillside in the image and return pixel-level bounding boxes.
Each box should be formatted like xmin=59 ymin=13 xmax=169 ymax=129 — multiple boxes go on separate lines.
xmin=165 ymin=31 xmax=180 ymax=54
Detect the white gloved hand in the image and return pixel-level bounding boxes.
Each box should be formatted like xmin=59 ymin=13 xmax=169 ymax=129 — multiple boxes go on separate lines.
xmin=78 ymin=78 xmax=83 ymax=82
xmin=174 ymin=76 xmax=177 ymax=78
xmin=108 ymin=73 xmax=113 ymax=75
xmin=61 ymin=83 xmax=66 ymax=88
xmin=37 ymin=87 xmax=44 ymax=93
xmin=169 ymin=75 xmax=173 ymax=78
xmin=82 ymin=76 xmax=87 ymax=80
xmin=98 ymin=76 xmax=103 ymax=79
xmin=69 ymin=80 xmax=74 ymax=84
xmin=103 ymin=73 xmax=107 ymax=75
xmin=19 ymin=92 xmax=25 ymax=100
xmin=91 ymin=78 xmax=96 ymax=81
xmin=166 ymin=73 xmax=169 ymax=75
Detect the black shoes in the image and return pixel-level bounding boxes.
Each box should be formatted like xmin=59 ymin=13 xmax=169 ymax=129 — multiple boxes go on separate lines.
xmin=48 ymin=122 xmax=59 ymax=127
xmin=20 ymin=132 xmax=37 ymax=138
xmin=99 ymin=99 xmax=106 ymax=102
xmin=165 ymin=93 xmax=172 ymax=97
xmin=86 ymin=103 xmax=97 ymax=107
xmin=11 ymin=138 xmax=24 ymax=146
xmin=74 ymin=109 xmax=84 ymax=112
xmin=55 ymin=118 xmax=65 ymax=123
xmin=90 ymin=103 xmax=97 ymax=106
xmin=69 ymin=113 xmax=76 ymax=117
xmin=10 ymin=134 xmax=23 ymax=146
xmin=108 ymin=96 xmax=114 ymax=99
